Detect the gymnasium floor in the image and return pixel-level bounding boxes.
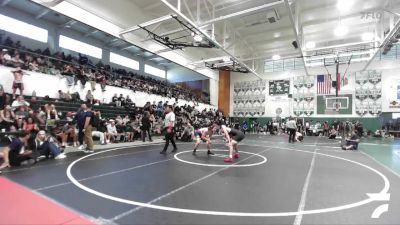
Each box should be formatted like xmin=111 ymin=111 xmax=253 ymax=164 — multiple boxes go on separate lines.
xmin=2 ymin=135 xmax=400 ymax=225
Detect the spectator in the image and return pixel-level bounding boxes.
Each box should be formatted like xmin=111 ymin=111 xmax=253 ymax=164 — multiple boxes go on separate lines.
xmin=0 ymin=146 xmax=10 ymax=171
xmin=112 ymin=94 xmax=120 ymax=107
xmin=342 ymin=131 xmax=360 ymax=150
xmin=29 ymin=96 xmax=40 ymax=112
xmin=11 ymin=95 xmax=30 ymax=109
xmin=83 ymin=105 xmax=94 ymax=153
xmin=0 ymin=105 xmax=15 ymax=131
xmin=86 ymin=90 xmax=94 ymax=105
xmin=11 ymin=67 xmax=26 ymax=99
xmin=1 ymin=49 xmax=12 ymax=66
xmin=91 ymin=111 xmax=106 ymax=145
xmin=7 ymin=130 xmax=33 ymax=167
xmin=59 ymin=122 xmax=78 ymax=147
xmin=106 ymin=119 xmax=119 ymax=143
xmin=28 ymin=130 xmax=66 ymax=160
xmin=180 ymin=122 xmax=194 ymax=142
xmin=0 ymin=89 xmax=7 ymax=110
xmin=141 ymin=111 xmax=152 ymax=142
xmin=74 ymin=104 xmax=87 ymax=150
xmin=44 ymin=102 xmax=59 ymax=120
xmin=118 ymin=94 xmax=126 ymax=107
xmin=15 ymin=106 xmax=29 ymax=121
xmin=11 ymin=53 xmax=24 ymax=68
xmin=328 ymin=128 xmax=337 ymax=139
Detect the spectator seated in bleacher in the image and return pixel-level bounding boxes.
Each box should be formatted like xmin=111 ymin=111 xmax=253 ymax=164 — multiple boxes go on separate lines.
xmin=57 ymin=122 xmax=78 ymax=147
xmin=118 ymin=94 xmax=126 ymax=107
xmin=0 ymin=105 xmax=15 ymax=131
xmin=44 ymin=101 xmax=59 ymax=120
xmin=0 ymin=49 xmax=11 ymax=65
xmin=85 ymin=90 xmax=94 ymax=105
xmin=23 ymin=117 xmax=39 ymax=133
xmin=11 ymin=95 xmax=30 ymax=109
xmin=106 ymin=119 xmax=120 ymax=143
xmin=112 ymin=94 xmax=120 ymax=107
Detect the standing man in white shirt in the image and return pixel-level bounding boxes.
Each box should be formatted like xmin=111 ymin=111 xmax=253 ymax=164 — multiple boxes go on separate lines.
xmin=160 ymin=105 xmax=177 ymax=154
xmin=286 ymin=117 xmax=297 ymax=143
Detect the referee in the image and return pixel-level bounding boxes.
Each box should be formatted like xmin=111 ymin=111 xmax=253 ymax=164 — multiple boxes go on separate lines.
xmin=160 ymin=105 xmax=177 ymax=154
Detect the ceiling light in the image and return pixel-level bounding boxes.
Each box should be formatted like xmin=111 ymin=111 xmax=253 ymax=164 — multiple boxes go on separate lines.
xmin=193 ymin=34 xmax=202 ymax=42
xmin=305 ymin=41 xmax=316 ymax=49
xmin=362 ymin=32 xmax=374 ymax=41
xmin=272 ymin=55 xmax=281 ymax=60
xmin=273 ymin=32 xmax=281 ymax=38
xmin=222 ymin=56 xmax=230 ymax=62
xmin=337 ymin=0 xmax=354 ymax=12
xmin=334 ymin=25 xmax=348 ymax=36
xmin=187 ymin=64 xmax=195 ymax=69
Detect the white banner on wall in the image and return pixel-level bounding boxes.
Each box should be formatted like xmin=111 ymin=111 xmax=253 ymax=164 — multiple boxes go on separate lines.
xmin=382 ymin=77 xmax=400 ymax=112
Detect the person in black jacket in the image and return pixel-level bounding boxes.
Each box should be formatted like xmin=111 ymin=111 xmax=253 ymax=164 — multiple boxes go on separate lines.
xmin=28 ymin=130 xmax=66 ymax=160
xmin=141 ymin=111 xmax=152 ymax=142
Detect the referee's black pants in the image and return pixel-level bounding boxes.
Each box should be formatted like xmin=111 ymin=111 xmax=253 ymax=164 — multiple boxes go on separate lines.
xmin=288 ymin=128 xmax=296 ymax=143
xmin=162 ymin=130 xmax=177 ymax=152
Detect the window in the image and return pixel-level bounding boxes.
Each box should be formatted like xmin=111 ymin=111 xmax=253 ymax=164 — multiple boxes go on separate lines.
xmin=110 ymin=52 xmax=139 ymax=70
xmin=0 ymin=14 xmax=48 ymax=43
xmin=145 ymin=64 xmax=165 ymax=78
xmin=393 ymin=113 xmax=400 ymax=119
xmin=59 ymin=35 xmax=102 ymax=59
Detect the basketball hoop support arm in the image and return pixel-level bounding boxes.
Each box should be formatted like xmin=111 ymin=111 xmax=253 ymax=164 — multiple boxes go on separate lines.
xmin=335 ymin=59 xmax=339 ymax=97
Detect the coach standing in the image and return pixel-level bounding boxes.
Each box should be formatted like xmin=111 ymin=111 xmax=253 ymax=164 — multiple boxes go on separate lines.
xmin=160 ymin=105 xmax=177 ymax=154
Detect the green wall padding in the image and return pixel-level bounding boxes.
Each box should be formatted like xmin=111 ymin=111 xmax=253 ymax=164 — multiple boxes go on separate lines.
xmin=232 ymin=117 xmax=381 ymax=132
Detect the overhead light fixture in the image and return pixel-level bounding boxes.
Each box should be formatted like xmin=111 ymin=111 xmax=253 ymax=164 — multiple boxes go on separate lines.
xmin=305 ymin=41 xmax=316 ymax=49
xmin=361 ymin=32 xmax=374 ymax=41
xmin=334 ymin=25 xmax=348 ymax=36
xmin=187 ymin=64 xmax=195 ymax=69
xmin=272 ymin=55 xmax=281 ymax=60
xmin=273 ymin=32 xmax=281 ymax=38
xmin=193 ymin=34 xmax=202 ymax=42
xmin=222 ymin=56 xmax=231 ymax=62
xmin=337 ymin=0 xmax=354 ymax=12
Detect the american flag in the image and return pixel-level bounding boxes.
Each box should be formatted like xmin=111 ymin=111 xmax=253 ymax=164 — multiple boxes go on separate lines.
xmin=317 ymin=74 xmax=331 ymax=95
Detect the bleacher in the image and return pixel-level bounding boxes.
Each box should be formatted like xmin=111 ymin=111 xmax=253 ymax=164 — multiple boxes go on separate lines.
xmin=24 ymin=95 xmax=131 ymax=119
